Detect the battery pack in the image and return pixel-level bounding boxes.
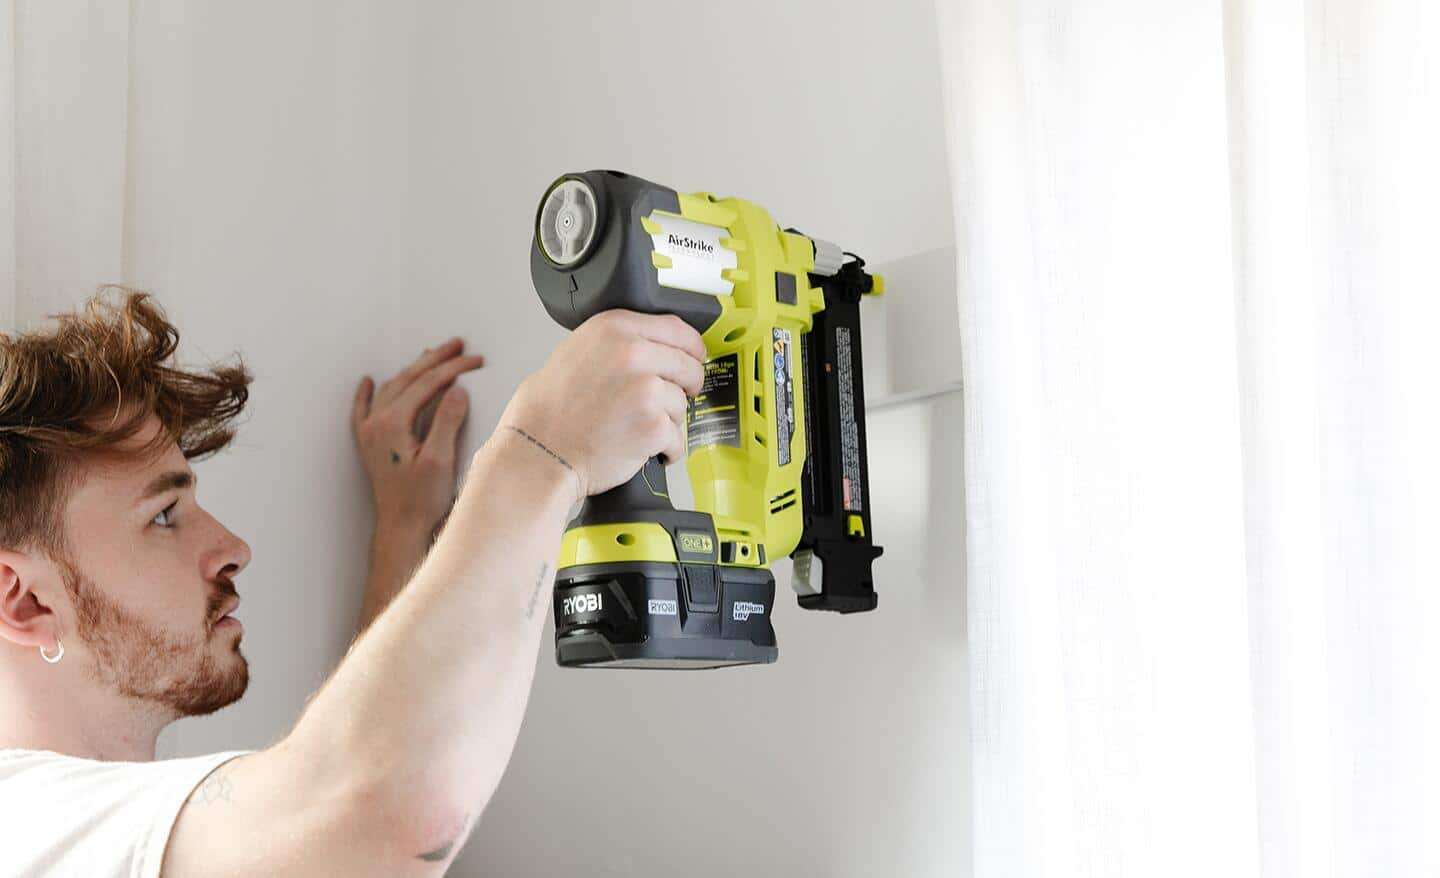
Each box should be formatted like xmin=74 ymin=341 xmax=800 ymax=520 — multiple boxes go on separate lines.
xmin=553 ymin=561 xmax=777 ymax=669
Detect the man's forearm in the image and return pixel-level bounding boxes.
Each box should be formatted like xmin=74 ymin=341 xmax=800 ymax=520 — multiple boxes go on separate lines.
xmin=357 ymin=520 xmax=433 ymax=634
xmin=285 ymin=428 xmax=576 ymax=860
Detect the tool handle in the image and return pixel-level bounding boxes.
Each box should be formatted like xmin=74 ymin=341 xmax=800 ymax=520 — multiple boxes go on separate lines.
xmin=571 ymin=456 xmax=673 ymax=527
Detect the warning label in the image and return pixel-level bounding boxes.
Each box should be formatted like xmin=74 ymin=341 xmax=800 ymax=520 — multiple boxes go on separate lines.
xmin=801 ymin=328 xmax=817 ymax=504
xmin=836 ymin=327 xmax=864 ymax=512
xmin=687 ymin=354 xmax=741 ymax=453
xmin=773 ymin=328 xmax=795 ymax=467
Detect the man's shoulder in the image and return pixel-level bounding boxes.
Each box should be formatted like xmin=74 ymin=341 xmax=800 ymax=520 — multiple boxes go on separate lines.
xmin=0 ymin=746 xmax=88 ymax=777
xmin=0 ymin=746 xmax=255 ymax=771
xmin=0 ymin=747 xmax=257 ymax=878
xmin=0 ymin=746 xmax=256 ymax=798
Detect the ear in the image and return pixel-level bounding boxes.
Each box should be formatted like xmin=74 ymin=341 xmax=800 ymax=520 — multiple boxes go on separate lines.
xmin=0 ymin=548 xmax=62 ymax=650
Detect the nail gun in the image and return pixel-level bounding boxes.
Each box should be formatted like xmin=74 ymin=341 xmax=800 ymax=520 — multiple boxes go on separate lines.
xmin=529 ymin=170 xmax=883 ymax=669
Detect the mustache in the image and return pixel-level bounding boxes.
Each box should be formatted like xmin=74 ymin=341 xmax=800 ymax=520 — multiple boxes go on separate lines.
xmin=207 ymin=576 xmax=240 ymax=623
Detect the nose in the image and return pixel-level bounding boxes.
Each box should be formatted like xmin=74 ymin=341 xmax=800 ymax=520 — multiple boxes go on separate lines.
xmin=204 ymin=518 xmax=252 ymax=583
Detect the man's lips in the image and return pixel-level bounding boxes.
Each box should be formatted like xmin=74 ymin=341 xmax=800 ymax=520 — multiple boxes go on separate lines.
xmin=214 ymin=596 xmax=241 ymax=625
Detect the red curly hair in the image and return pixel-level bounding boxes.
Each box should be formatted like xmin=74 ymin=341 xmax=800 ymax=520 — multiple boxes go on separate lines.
xmin=0 ymin=286 xmax=251 ymax=556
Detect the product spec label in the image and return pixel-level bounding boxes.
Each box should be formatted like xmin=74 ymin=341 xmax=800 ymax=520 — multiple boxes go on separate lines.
xmin=836 ymin=326 xmax=864 ymax=512
xmin=732 ymin=601 xmax=767 ymax=622
xmin=686 ymin=354 xmax=741 ymax=453
xmin=773 ymin=327 xmax=795 ymax=466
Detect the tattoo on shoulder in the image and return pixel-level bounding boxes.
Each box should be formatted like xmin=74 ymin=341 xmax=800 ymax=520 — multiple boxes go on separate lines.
xmin=524 ymin=562 xmax=550 ymax=620
xmin=190 ymin=766 xmax=235 ymax=806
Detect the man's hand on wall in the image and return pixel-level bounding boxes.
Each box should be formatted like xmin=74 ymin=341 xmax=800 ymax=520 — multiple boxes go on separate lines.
xmin=352 ymin=337 xmax=486 ymax=535
xmin=350 ymin=338 xmax=485 ymax=631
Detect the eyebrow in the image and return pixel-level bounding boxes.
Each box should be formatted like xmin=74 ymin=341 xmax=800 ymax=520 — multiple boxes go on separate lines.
xmin=139 ymin=470 xmax=196 ymax=503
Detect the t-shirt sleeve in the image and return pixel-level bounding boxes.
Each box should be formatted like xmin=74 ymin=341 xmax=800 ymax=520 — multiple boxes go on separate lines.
xmin=0 ymin=747 xmax=256 ymax=878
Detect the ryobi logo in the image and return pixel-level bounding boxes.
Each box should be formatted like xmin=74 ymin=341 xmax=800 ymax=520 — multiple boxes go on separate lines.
xmin=561 ymin=592 xmax=604 ymax=616
xmin=732 ymin=601 xmax=766 ymax=622
xmin=678 ymin=531 xmax=714 ymax=555
xmin=667 ymin=233 xmax=714 ymax=255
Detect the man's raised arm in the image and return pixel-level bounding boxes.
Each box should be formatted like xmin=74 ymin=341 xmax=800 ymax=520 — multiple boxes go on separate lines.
xmin=162 ymin=310 xmax=706 ymax=876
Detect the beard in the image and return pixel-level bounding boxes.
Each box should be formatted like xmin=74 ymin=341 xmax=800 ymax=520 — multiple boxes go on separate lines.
xmin=59 ymin=558 xmax=249 ymax=718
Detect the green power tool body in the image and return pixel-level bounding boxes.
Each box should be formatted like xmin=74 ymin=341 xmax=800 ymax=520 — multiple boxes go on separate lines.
xmin=529 ymin=170 xmax=883 ymax=669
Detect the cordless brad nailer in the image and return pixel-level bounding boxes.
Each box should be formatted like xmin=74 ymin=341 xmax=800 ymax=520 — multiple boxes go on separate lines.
xmin=529 ymin=170 xmax=883 ymax=669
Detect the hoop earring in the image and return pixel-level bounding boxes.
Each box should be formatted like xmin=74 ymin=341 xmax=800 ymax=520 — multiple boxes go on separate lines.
xmin=40 ymin=638 xmax=64 ymax=664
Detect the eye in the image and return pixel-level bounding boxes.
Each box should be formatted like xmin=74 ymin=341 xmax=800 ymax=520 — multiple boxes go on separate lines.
xmin=152 ymin=501 xmax=178 ymax=528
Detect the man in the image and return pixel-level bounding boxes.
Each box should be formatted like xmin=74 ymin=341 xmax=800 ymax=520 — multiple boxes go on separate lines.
xmin=0 ymin=288 xmax=705 ymax=875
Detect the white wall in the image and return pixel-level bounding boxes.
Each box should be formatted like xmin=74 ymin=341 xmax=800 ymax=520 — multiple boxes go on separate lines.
xmin=11 ymin=1 xmax=968 ymax=874
xmin=1 ymin=0 xmax=15 ymax=330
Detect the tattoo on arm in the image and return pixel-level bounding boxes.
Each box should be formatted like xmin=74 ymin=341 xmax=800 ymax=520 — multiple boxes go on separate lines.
xmin=416 ymin=840 xmax=455 ymax=863
xmin=525 ymin=562 xmax=550 ymax=620
xmin=505 ymin=426 xmax=574 ymax=475
xmin=415 ymin=811 xmax=470 ymax=863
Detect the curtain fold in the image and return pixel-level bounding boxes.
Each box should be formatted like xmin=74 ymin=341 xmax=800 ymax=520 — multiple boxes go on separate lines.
xmin=935 ymin=0 xmax=1440 ymax=875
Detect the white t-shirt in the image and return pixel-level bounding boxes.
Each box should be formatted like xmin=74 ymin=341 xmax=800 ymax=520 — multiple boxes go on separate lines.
xmin=0 ymin=747 xmax=255 ymax=878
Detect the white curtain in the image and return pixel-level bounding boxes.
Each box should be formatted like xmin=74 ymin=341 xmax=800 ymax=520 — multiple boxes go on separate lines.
xmin=935 ymin=1 xmax=1439 ymax=876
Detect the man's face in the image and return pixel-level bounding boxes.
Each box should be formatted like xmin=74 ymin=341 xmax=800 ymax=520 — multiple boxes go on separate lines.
xmin=57 ymin=416 xmax=252 ymax=718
